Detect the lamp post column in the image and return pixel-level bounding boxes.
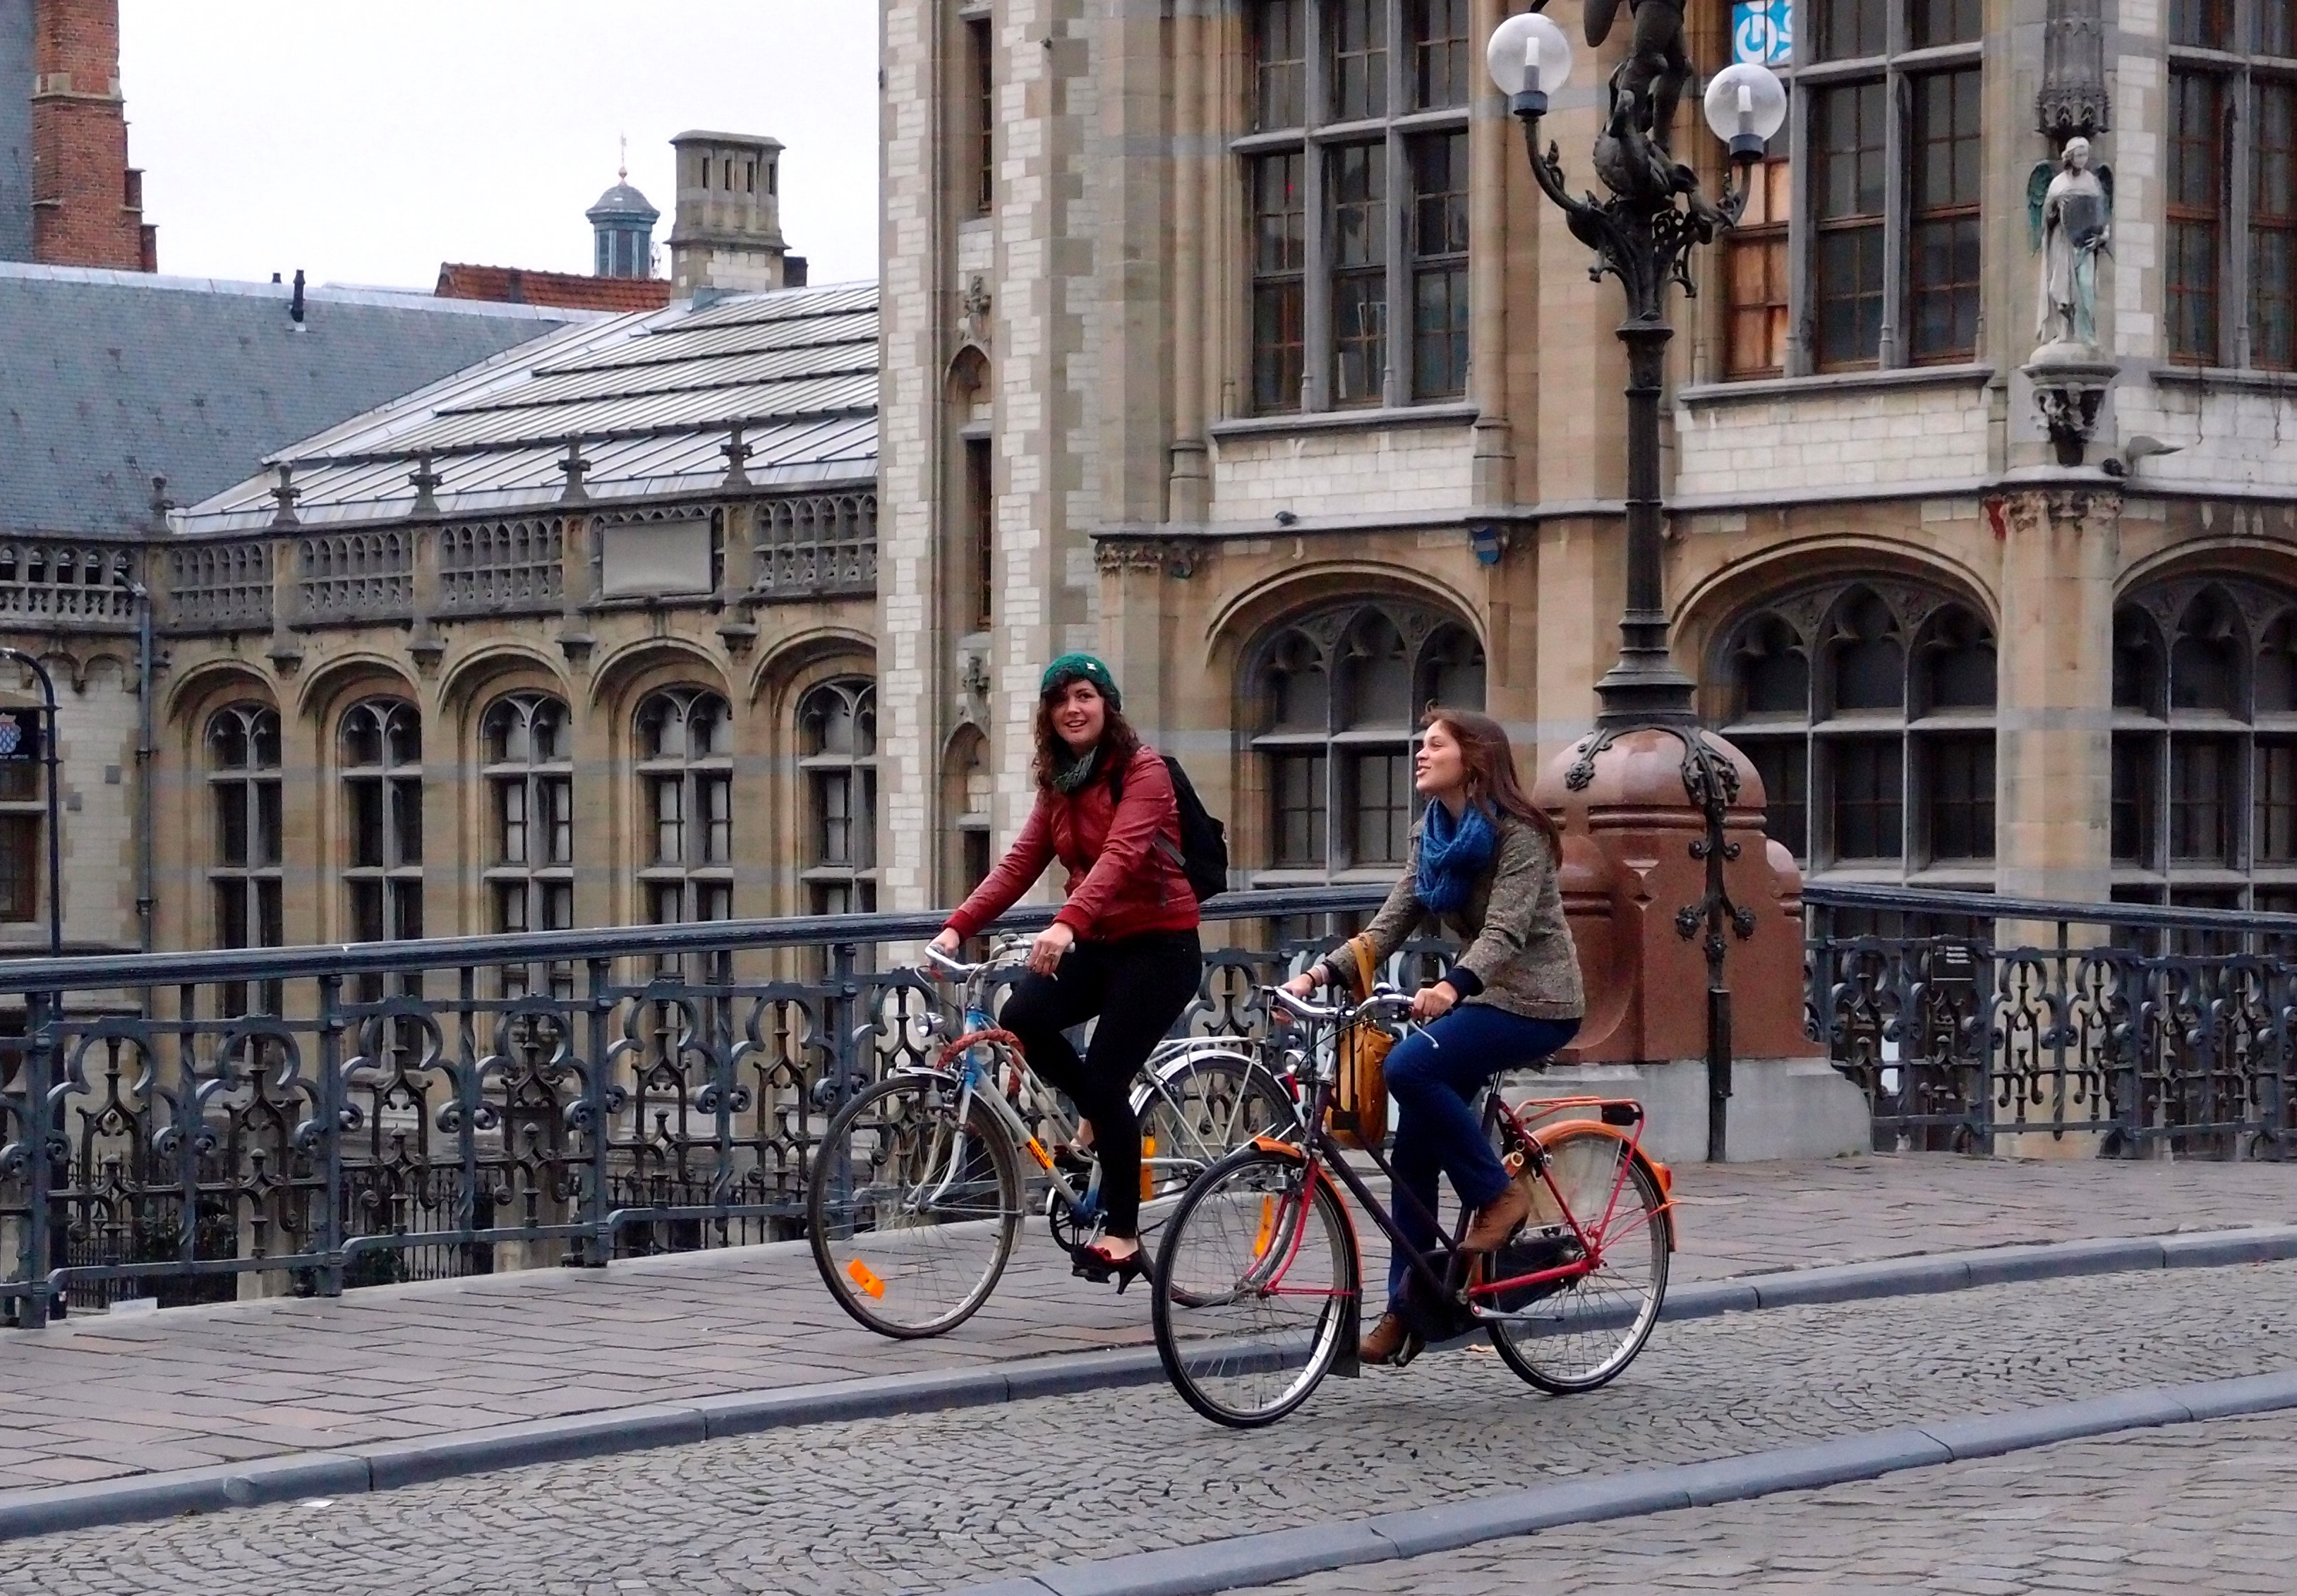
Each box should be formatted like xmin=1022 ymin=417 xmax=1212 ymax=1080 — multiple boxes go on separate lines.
xmin=1600 ymin=320 xmax=1696 ymax=727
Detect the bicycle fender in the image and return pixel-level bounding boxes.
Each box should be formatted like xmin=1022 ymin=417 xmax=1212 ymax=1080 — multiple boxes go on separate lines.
xmin=1529 ymin=1120 xmax=1677 ymax=1251
xmin=1250 ymin=1135 xmax=1306 ymax=1159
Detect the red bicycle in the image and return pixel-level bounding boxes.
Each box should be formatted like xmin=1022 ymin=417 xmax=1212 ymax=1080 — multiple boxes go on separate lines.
xmin=1149 ymin=983 xmax=1676 ymax=1427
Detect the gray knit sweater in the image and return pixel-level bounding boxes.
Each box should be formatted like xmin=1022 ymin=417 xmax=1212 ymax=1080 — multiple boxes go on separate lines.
xmin=1322 ymin=811 xmax=1585 ymax=1022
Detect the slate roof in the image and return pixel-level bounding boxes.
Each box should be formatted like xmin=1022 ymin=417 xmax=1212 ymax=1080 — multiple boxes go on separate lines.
xmin=435 ymin=263 xmax=673 ymax=314
xmin=0 ymin=262 xmax=589 ymax=538
xmin=179 ymin=279 xmax=879 ymax=533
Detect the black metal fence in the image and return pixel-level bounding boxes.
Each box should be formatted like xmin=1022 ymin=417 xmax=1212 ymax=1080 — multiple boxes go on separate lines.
xmin=1806 ymin=883 xmax=2297 ymax=1159
xmin=11 ymin=878 xmax=2293 ymax=1323
xmin=0 ymin=888 xmax=1387 ymax=1324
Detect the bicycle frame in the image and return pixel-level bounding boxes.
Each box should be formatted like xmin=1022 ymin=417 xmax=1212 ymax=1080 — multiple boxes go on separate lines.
xmin=1264 ymin=1006 xmax=1668 ymax=1326
xmin=906 ymin=946 xmax=1301 ymax=1226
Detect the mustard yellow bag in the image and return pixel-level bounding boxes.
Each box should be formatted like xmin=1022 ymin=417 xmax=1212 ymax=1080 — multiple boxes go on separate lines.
xmin=1326 ymin=933 xmax=1391 ymax=1151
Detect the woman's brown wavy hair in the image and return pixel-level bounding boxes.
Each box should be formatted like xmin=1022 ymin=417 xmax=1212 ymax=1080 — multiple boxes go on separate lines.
xmin=1423 ymin=706 xmax=1562 ymax=862
xmin=1032 ymin=679 xmax=1142 ymax=793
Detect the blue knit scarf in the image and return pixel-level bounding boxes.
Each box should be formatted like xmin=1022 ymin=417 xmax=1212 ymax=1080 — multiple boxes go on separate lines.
xmin=1416 ymin=799 xmax=1497 ymax=915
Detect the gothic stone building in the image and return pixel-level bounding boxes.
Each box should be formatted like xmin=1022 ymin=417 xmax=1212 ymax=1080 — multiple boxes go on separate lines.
xmin=874 ymin=0 xmax=2297 ymax=955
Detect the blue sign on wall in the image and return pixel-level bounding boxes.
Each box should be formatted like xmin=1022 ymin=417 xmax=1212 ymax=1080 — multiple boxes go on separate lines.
xmin=1732 ymin=0 xmax=1793 ymax=64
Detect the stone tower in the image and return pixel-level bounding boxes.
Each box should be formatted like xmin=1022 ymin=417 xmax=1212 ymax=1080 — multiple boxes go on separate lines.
xmin=667 ymin=130 xmax=785 ymax=296
xmin=16 ymin=0 xmax=152 ymax=270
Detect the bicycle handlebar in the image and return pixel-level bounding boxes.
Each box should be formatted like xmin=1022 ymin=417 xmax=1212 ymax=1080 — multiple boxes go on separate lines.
xmin=1264 ymin=984 xmax=1413 ymax=1027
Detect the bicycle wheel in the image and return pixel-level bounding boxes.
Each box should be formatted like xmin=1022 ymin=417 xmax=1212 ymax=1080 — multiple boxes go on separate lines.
xmin=1151 ymin=1149 xmax=1357 ymax=1428
xmin=1134 ymin=1051 xmax=1296 ymax=1208
xmin=808 ymin=1074 xmax=1024 ymax=1339
xmin=1487 ymin=1125 xmax=1670 ymax=1394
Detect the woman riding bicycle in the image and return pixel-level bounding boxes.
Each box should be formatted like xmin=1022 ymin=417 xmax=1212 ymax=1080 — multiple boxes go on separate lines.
xmin=927 ymin=654 xmax=1202 ymax=1290
xmin=1282 ymin=706 xmax=1584 ymax=1365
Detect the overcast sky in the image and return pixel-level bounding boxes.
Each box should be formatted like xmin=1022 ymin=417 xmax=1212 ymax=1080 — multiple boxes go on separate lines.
xmin=116 ymin=1 xmax=879 ymax=291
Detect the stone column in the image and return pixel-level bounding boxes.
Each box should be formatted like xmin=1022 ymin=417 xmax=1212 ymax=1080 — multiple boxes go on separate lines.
xmin=1166 ymin=6 xmax=1209 ymax=524
xmin=1993 ymin=486 xmax=2118 ymax=910
xmin=1469 ymin=0 xmax=1513 ymax=507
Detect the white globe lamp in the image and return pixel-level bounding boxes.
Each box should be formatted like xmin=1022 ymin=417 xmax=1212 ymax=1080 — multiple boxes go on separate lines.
xmin=1484 ymin=11 xmax=1574 ymax=117
xmin=1702 ymin=62 xmax=1788 ymax=163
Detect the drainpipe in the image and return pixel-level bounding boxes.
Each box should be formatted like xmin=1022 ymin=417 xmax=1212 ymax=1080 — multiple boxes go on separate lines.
xmin=132 ymin=580 xmax=155 ymax=953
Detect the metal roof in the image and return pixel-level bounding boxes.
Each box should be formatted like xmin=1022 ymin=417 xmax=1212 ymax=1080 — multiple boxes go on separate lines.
xmin=176 ymin=279 xmax=880 ymax=534
xmin=0 ymin=262 xmax=591 ymax=538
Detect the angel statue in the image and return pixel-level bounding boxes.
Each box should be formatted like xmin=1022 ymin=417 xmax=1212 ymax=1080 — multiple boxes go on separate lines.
xmin=2029 ymin=136 xmax=2114 ymax=349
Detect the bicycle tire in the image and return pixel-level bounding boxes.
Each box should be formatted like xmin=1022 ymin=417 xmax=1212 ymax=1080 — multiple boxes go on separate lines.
xmin=1133 ymin=1051 xmax=1298 ymax=1208
xmin=807 ymin=1074 xmax=1024 ymax=1339
xmin=1485 ymin=1125 xmax=1670 ymax=1394
xmin=1150 ymin=1148 xmax=1357 ymax=1429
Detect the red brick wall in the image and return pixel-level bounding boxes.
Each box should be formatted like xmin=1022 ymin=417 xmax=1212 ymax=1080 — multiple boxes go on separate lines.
xmin=29 ymin=0 xmax=152 ymax=271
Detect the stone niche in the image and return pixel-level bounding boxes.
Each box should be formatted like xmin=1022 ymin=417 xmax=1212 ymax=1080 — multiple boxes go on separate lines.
xmin=1529 ymin=727 xmax=1874 ymax=1163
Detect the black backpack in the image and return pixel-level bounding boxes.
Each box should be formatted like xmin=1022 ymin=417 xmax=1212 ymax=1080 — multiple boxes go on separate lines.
xmin=1112 ymin=754 xmax=1229 ymax=904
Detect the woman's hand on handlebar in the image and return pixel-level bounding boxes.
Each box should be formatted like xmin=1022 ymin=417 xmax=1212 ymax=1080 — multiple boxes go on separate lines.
xmin=921 ymin=929 xmax=963 ymax=973
xmin=1409 ymin=982 xmax=1457 ymax=1023
xmin=1027 ymin=921 xmax=1076 ymax=977
xmin=1280 ymin=970 xmax=1321 ymax=1000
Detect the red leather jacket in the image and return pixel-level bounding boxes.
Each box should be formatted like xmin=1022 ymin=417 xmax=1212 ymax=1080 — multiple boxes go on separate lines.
xmin=943 ymin=745 xmax=1200 ymax=943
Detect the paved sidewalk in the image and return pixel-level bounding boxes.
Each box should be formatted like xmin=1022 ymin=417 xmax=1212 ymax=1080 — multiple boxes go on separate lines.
xmin=0 ymin=1153 xmax=2289 ymax=1494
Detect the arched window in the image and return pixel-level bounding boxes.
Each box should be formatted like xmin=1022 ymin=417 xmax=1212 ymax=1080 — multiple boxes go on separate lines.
xmin=1715 ymin=581 xmax=1997 ymax=878
xmin=2112 ymin=576 xmax=2297 ymax=912
xmin=209 ymin=703 xmax=283 ymax=1012
xmin=1248 ymin=600 xmax=1485 ymax=878
xmin=207 ymin=703 xmax=282 ymax=953
xmin=798 ymin=678 xmax=877 ymax=915
xmin=480 ymin=693 xmax=574 ymax=957
xmin=635 ymin=688 xmax=732 ymax=924
xmin=339 ymin=698 xmax=423 ymax=989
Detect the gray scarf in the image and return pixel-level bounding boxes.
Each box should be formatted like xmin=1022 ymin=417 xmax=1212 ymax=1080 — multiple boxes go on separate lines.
xmin=1049 ymin=744 xmax=1101 ymax=795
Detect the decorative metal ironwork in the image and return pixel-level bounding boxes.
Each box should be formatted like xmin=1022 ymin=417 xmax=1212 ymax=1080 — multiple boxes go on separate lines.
xmin=0 ymin=885 xmax=1387 ymax=1325
xmin=1806 ymin=883 xmax=2297 ymax=1158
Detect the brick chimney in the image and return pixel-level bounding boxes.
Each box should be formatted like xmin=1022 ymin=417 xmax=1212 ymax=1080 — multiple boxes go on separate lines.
xmin=29 ymin=0 xmax=152 ymax=270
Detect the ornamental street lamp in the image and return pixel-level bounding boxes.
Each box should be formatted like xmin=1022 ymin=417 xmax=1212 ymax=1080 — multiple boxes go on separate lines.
xmin=1488 ymin=11 xmax=1784 ymax=726
xmin=1492 ymin=15 xmax=1788 ymax=1161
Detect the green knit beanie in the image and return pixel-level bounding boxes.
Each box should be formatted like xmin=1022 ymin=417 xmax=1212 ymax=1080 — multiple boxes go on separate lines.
xmin=1039 ymin=652 xmax=1121 ymax=711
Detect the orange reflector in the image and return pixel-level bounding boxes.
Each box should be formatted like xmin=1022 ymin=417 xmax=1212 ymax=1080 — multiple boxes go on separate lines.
xmin=1140 ymin=1134 xmax=1157 ymax=1201
xmin=845 ymin=1259 xmax=886 ymax=1299
xmin=1252 ymin=1197 xmax=1275 ymax=1260
xmin=1024 ymin=1137 xmax=1054 ymax=1171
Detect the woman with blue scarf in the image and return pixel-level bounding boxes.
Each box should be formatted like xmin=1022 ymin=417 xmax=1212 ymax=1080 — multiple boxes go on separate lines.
xmin=1282 ymin=707 xmax=1585 ymax=1367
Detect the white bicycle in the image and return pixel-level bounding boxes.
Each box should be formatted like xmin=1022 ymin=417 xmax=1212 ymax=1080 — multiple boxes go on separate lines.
xmin=806 ymin=937 xmax=1299 ymax=1338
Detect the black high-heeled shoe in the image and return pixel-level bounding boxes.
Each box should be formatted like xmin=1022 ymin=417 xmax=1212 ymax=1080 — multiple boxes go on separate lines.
xmin=1073 ymin=1239 xmax=1149 ymax=1293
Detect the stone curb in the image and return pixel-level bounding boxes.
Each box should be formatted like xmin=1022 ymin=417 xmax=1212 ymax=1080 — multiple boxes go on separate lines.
xmin=4 ymin=1224 xmax=2296 ymax=1542
xmin=949 ymin=1367 xmax=2297 ymax=1596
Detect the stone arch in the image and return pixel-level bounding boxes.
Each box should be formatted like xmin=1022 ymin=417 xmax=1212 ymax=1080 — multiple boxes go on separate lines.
xmin=1705 ymin=572 xmax=2000 ymax=876
xmin=163 ymin=658 xmax=276 ymax=727
xmin=438 ymin=643 xmax=572 ymax=721
xmin=292 ymin=653 xmax=419 ymax=729
xmin=947 ymin=344 xmax=991 ymax=428
xmin=1224 ymin=586 xmax=1486 ymax=881
xmin=1203 ymin=562 xmax=1484 ymax=674
xmin=747 ymin=625 xmax=876 ymax=711
xmin=586 ymin=636 xmax=728 ymax=714
xmin=1675 ymin=534 xmax=1998 ymax=682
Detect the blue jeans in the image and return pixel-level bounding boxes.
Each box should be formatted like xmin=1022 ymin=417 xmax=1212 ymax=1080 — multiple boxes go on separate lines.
xmin=1382 ymin=1005 xmax=1580 ymax=1307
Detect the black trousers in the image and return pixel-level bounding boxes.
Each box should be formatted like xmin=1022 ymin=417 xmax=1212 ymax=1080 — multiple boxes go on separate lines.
xmin=998 ymin=929 xmax=1203 ymax=1239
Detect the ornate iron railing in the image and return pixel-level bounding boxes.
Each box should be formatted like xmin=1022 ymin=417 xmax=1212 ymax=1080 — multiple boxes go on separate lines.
xmin=0 ymin=886 xmax=1386 ymax=1324
xmin=1805 ymin=882 xmax=2297 ymax=1159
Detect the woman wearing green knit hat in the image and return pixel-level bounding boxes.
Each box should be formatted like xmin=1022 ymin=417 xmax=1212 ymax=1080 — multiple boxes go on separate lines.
xmin=929 ymin=652 xmax=1202 ymax=1292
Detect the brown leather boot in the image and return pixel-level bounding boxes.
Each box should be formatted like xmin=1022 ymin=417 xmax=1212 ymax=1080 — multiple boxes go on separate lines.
xmin=1461 ymin=1177 xmax=1534 ymax=1252
xmin=1358 ymin=1311 xmax=1411 ymax=1365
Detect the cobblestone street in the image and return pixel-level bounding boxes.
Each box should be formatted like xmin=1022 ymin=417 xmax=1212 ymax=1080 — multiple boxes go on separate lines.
xmin=1 ymin=1154 xmax=2288 ymax=1493
xmin=1240 ymin=1410 xmax=2297 ymax=1596
xmin=18 ymin=1256 xmax=2297 ymax=1595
